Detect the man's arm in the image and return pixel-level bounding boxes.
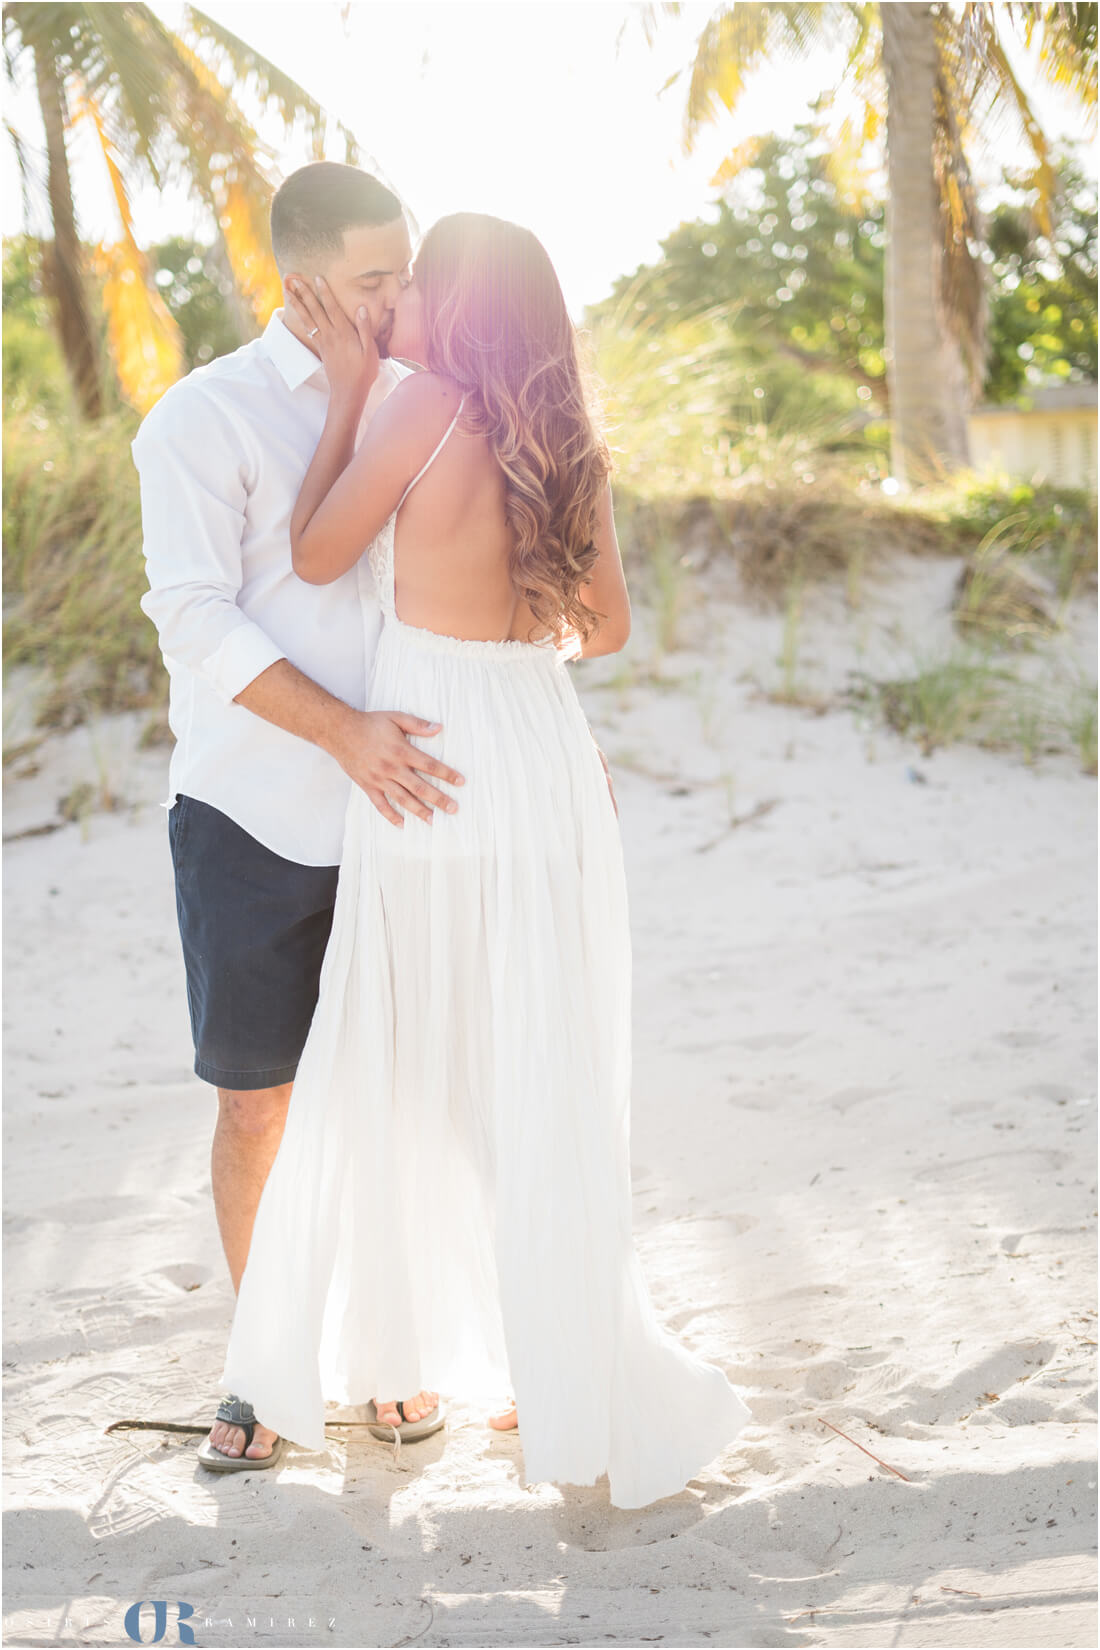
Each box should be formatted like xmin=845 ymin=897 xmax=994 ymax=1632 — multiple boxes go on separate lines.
xmin=233 ymin=660 xmax=461 ymax=828
xmin=132 ymin=382 xmax=462 ymax=825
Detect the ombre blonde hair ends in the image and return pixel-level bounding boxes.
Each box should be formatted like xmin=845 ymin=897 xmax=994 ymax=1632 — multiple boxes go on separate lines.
xmin=414 ymin=213 xmax=611 ymax=644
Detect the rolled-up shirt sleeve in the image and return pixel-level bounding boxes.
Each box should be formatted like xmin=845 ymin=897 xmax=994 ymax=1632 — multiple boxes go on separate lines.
xmin=132 ymin=384 xmax=287 ymax=704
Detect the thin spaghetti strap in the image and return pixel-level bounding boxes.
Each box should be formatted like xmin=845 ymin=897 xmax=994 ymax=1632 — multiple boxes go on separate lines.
xmin=397 ymin=393 xmax=468 ymax=508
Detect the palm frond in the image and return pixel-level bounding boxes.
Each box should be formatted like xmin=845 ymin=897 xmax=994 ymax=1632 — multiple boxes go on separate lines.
xmin=338 ymin=117 xmax=360 ymax=165
xmin=3 ymin=12 xmax=25 ymax=85
xmin=182 ymin=4 xmax=326 ymax=144
xmin=93 ymin=235 xmax=184 ymax=411
xmin=832 ymin=2 xmax=885 ymax=115
xmin=683 ymin=4 xmax=775 ymax=152
xmin=216 ymin=175 xmax=283 ymax=322
xmin=932 ymin=9 xmax=991 ymax=395
xmin=980 ymin=23 xmax=1062 ymax=235
xmin=147 ymin=23 xmax=285 ymax=322
xmin=78 ymin=86 xmax=184 ymax=406
xmin=1008 ymin=1 xmax=1098 ymax=124
xmin=3 ymin=115 xmax=34 ymax=224
xmin=618 ymin=2 xmax=682 ymax=52
xmin=137 ymin=10 xmax=275 ymax=176
xmin=709 ymin=130 xmax=769 ymax=188
xmin=819 ymin=105 xmax=883 ymax=208
xmin=1 ymin=0 xmax=390 ymax=410
xmin=74 ymin=78 xmax=137 ymax=240
xmin=683 ymin=3 xmax=866 ymax=158
xmin=78 ymin=1 xmax=171 ymax=181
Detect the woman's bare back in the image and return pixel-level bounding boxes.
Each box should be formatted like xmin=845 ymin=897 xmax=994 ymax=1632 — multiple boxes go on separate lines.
xmin=391 ymin=406 xmax=544 ymax=645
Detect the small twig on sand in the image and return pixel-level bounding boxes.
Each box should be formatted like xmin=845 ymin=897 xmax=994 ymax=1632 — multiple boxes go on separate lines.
xmin=3 ymin=821 xmax=66 ymax=844
xmin=940 ymin=1585 xmax=982 ymax=1597
xmin=394 ymin=1598 xmax=435 ymax=1647
xmin=818 ymin=1418 xmax=911 ymax=1481
xmin=696 ymin=797 xmax=781 ymax=853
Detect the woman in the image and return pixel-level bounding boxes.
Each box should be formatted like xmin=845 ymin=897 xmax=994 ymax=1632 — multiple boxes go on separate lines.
xmin=210 ymin=213 xmax=751 ymax=1508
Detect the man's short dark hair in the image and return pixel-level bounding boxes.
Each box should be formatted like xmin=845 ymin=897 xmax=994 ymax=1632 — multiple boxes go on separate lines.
xmin=270 ymin=163 xmax=404 ymax=267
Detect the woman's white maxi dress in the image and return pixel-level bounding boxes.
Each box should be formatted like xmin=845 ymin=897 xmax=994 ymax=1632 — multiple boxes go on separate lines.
xmin=220 ymin=409 xmax=752 ymax=1508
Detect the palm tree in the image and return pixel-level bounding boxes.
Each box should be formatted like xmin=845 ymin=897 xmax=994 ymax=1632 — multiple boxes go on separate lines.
xmin=2 ymin=3 xmax=360 ymax=416
xmin=644 ymin=2 xmax=1097 ymax=486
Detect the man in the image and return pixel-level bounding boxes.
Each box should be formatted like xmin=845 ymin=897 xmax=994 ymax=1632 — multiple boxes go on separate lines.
xmin=133 ymin=163 xmax=454 ymax=1466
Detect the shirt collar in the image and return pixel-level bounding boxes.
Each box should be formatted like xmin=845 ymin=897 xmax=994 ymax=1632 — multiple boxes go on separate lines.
xmin=262 ymin=308 xmax=327 ymax=391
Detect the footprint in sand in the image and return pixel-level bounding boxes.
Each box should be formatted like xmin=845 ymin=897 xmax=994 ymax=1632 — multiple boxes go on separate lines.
xmin=148 ymin=1263 xmax=214 ymax=1292
xmin=878 ymin=1338 xmax=1059 ymax=1427
xmin=733 ymin=1032 xmax=811 ymax=1050
xmin=824 ymin=1085 xmax=896 ymax=1114
xmin=993 ymin=1029 xmax=1057 ymax=1048
xmin=665 ymin=1299 xmax=747 ymax=1334
xmin=914 ymin=1146 xmax=1066 ymax=1182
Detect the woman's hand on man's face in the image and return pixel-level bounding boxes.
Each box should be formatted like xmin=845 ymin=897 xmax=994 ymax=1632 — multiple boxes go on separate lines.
xmin=286 ymin=274 xmax=380 ymax=408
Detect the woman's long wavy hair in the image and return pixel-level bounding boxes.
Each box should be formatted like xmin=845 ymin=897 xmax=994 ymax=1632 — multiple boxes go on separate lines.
xmin=414 ymin=213 xmax=610 ymax=644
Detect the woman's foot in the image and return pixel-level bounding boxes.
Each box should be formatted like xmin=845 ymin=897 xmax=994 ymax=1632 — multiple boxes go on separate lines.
xmin=206 ymin=1413 xmax=279 ymax=1460
xmin=373 ymin=1388 xmax=439 ymax=1427
xmin=489 ymin=1399 xmax=518 ymax=1430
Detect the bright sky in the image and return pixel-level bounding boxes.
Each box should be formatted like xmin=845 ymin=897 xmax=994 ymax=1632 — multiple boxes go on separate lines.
xmin=2 ymin=0 xmax=1095 ymax=316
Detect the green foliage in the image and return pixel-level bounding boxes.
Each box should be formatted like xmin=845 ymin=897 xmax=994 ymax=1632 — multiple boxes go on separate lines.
xmin=4 ymin=231 xmax=246 ymax=414
xmin=587 ymin=299 xmax=884 ymax=500
xmin=861 ymin=647 xmax=1021 ymax=755
xmin=984 ymin=148 xmax=1098 ymax=400
xmin=149 ymin=236 xmax=248 ymax=369
xmin=589 ymin=125 xmax=887 ymax=397
xmin=586 ymin=132 xmax=1095 ymax=498
xmin=3 ymin=409 xmax=162 ymax=723
xmin=916 ymin=474 xmax=1097 ymax=593
xmin=1 ymin=231 xmax=244 ymax=730
xmin=584 ymin=129 xmax=893 ymax=496
xmin=2 ymin=237 xmax=74 ymax=420
xmin=850 ymin=640 xmax=1097 ymax=772
xmin=3 ymin=0 xmax=321 ymax=416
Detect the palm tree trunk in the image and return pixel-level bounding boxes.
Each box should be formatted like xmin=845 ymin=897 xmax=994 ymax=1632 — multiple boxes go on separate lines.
xmin=881 ymin=2 xmax=968 ymax=485
xmin=31 ymin=38 xmax=103 ymax=419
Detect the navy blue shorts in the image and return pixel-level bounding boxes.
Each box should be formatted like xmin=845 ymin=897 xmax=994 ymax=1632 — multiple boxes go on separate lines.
xmin=167 ymin=794 xmax=340 ymax=1091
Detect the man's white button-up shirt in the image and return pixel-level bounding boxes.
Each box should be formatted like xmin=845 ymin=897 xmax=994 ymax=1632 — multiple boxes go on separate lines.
xmin=132 ymin=308 xmax=410 ymax=867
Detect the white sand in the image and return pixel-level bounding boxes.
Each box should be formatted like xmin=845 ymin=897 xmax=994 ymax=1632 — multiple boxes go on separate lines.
xmin=3 ymin=549 xmax=1096 ymax=1648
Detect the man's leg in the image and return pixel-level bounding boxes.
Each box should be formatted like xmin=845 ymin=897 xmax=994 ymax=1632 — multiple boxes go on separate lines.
xmin=213 ymin=1083 xmax=293 ymax=1294
xmin=207 ymin=1083 xmax=292 ymax=1460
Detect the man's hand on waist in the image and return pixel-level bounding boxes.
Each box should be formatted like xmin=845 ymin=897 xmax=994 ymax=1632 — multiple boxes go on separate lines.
xmin=232 ymin=659 xmax=464 ymax=828
xmin=323 ymin=704 xmax=465 ymax=828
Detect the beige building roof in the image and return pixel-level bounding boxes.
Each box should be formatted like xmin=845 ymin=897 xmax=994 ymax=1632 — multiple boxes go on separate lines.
xmin=971 ymin=382 xmax=1097 ymax=416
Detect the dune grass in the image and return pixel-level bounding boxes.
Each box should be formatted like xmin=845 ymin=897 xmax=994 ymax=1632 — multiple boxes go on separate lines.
xmin=3 ymin=403 xmax=1095 ymax=776
xmin=3 ymin=410 xmax=165 ymax=728
xmin=844 ymin=640 xmax=1097 ymax=771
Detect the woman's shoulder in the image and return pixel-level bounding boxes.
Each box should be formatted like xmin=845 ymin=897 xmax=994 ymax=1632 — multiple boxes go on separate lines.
xmin=383 ymin=369 xmax=466 ymax=428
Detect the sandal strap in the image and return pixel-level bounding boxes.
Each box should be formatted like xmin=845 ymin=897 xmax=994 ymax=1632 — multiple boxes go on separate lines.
xmin=215 ymin=1392 xmax=256 ymax=1444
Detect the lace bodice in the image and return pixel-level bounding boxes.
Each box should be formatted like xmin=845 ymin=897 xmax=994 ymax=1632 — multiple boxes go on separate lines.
xmin=366 ymin=511 xmax=399 ymax=618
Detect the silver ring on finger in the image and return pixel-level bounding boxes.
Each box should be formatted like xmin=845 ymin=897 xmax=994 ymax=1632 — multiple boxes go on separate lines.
xmin=308 ymin=327 xmax=319 ymax=338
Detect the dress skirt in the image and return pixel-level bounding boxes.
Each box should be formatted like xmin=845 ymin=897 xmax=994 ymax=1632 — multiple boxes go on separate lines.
xmin=220 ymin=610 xmax=752 ymax=1508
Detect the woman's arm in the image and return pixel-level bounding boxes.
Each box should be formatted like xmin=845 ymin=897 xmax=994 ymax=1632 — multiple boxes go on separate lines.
xmin=284 ymin=276 xmax=460 ymax=586
xmin=578 ymin=481 xmax=631 ymax=658
xmin=290 ymin=385 xmax=408 ymax=585
xmin=291 ymin=376 xmax=463 ymax=587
